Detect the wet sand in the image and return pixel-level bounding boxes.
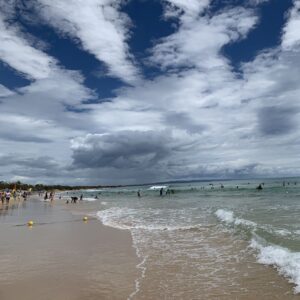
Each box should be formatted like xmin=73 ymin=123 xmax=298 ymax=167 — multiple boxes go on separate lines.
xmin=132 ymin=228 xmax=299 ymax=299
xmin=0 ymin=195 xmax=138 ymax=300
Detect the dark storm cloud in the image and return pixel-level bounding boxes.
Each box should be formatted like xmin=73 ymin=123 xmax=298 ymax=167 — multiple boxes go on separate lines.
xmin=258 ymin=106 xmax=298 ymax=136
xmin=71 ymin=130 xmax=174 ymax=169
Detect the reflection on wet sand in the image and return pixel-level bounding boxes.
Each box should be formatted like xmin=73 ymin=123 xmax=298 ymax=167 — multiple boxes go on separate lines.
xmin=0 ymin=194 xmax=138 ymax=300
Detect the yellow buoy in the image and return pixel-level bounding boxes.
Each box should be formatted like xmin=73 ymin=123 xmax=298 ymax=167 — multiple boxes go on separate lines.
xmin=27 ymin=220 xmax=34 ymax=226
xmin=83 ymin=216 xmax=88 ymax=222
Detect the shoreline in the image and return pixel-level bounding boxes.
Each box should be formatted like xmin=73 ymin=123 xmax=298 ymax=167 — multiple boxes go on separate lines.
xmin=2 ymin=191 xmax=300 ymax=299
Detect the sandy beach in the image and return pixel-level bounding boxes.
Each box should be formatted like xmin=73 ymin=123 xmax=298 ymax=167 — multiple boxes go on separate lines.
xmin=1 ymin=187 xmax=300 ymax=300
xmin=0 ymin=194 xmax=138 ymax=300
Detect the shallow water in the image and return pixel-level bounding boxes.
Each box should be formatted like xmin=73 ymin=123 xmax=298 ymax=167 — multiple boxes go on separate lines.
xmin=68 ymin=178 xmax=300 ymax=299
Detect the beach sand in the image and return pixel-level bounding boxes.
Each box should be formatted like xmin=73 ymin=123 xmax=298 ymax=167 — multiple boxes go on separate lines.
xmin=0 ymin=195 xmax=138 ymax=300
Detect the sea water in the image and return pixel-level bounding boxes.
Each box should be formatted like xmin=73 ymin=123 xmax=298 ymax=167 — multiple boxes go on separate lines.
xmin=71 ymin=178 xmax=300 ymax=298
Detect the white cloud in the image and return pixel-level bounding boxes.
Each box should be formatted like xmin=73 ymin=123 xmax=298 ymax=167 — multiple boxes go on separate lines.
xmin=0 ymin=9 xmax=97 ymax=167
xmin=0 ymin=84 xmax=14 ymax=97
xmin=282 ymin=0 xmax=300 ymax=50
xmin=67 ymin=0 xmax=300 ymax=183
xmin=151 ymin=6 xmax=257 ymax=70
xmin=1 ymin=0 xmax=300 ymax=184
xmin=0 ymin=15 xmax=55 ymax=80
xmin=32 ymin=0 xmax=139 ymax=83
xmin=164 ymin=0 xmax=210 ymax=17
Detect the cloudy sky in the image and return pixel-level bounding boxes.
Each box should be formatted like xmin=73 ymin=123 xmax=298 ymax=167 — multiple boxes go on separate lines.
xmin=0 ymin=0 xmax=299 ymax=185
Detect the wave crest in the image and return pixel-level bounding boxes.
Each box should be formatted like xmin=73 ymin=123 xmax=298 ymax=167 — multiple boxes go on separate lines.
xmin=250 ymin=238 xmax=300 ymax=293
xmin=215 ymin=209 xmax=257 ymax=228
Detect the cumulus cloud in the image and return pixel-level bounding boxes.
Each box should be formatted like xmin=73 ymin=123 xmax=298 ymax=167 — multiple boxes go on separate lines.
xmin=71 ymin=131 xmax=174 ymax=169
xmin=70 ymin=130 xmax=257 ymax=183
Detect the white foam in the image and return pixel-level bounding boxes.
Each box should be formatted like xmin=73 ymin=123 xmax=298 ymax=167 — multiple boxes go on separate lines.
xmin=215 ymin=209 xmax=256 ymax=228
xmin=148 ymin=185 xmax=168 ymax=190
xmin=83 ymin=197 xmax=99 ymax=202
xmin=250 ymin=238 xmax=300 ymax=293
xmin=84 ymin=189 xmax=104 ymax=192
xmin=96 ymin=207 xmax=152 ymax=299
xmin=127 ymin=253 xmax=148 ymax=300
xmin=215 ymin=209 xmax=234 ymax=223
xmin=97 ymin=208 xmax=202 ymax=231
xmin=274 ymin=229 xmax=291 ymax=236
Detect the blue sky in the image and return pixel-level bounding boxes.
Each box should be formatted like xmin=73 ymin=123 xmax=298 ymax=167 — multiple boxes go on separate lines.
xmin=0 ymin=0 xmax=300 ymax=185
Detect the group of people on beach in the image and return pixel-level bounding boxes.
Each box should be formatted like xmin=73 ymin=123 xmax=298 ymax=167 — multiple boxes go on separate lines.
xmin=65 ymin=194 xmax=83 ymax=204
xmin=43 ymin=191 xmax=55 ymax=202
xmin=0 ymin=189 xmax=28 ymax=204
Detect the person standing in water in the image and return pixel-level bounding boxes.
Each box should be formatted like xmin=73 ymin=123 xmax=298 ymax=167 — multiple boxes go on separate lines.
xmin=137 ymin=190 xmax=141 ymax=198
xmin=160 ymin=188 xmax=163 ymax=196
xmin=256 ymin=184 xmax=263 ymax=190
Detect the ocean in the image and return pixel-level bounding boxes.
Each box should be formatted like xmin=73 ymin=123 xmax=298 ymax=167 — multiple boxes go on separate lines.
xmin=69 ymin=178 xmax=300 ymax=299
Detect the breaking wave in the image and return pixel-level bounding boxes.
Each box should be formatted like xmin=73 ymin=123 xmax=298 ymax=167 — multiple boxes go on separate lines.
xmin=250 ymin=238 xmax=300 ymax=293
xmin=216 ymin=208 xmax=300 ymax=293
xmin=215 ymin=209 xmax=257 ymax=228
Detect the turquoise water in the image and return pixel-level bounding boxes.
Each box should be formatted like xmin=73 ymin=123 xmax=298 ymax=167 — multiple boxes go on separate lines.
xmin=69 ymin=178 xmax=300 ymax=296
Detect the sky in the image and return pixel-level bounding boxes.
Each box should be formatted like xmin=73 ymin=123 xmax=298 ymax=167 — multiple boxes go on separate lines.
xmin=0 ymin=0 xmax=300 ymax=185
